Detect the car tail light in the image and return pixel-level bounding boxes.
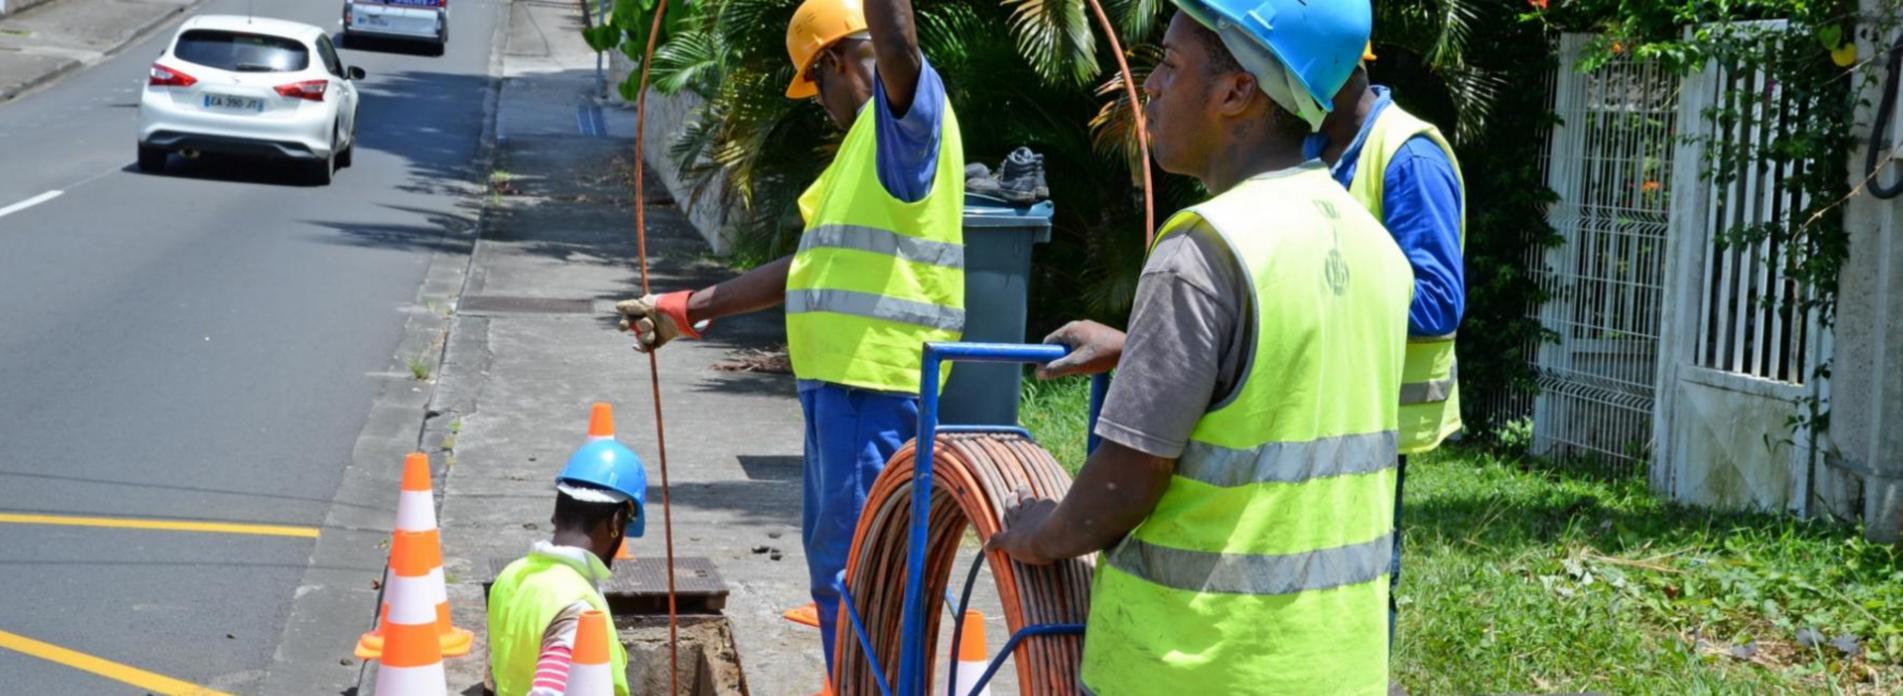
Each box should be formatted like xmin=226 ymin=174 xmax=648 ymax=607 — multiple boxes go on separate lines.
xmin=148 ymin=64 xmax=196 ymax=88
xmin=274 ymin=80 xmax=328 ymax=101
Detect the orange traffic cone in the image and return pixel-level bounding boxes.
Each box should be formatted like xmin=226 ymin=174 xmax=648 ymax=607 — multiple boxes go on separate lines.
xmin=372 ymin=530 xmax=447 ymax=696
xmin=358 ymin=454 xmax=473 ymax=659
xmin=395 ymin=451 xmax=437 ymax=533
xmin=564 ymin=609 xmax=617 ymax=695
xmin=950 ymin=611 xmax=993 ymax=696
xmin=587 ymin=402 xmax=614 ymax=440
xmin=614 ymin=537 xmax=635 ymax=560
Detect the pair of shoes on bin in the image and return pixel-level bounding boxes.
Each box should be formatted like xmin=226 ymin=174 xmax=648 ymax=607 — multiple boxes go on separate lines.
xmin=996 ymin=146 xmax=1049 ymax=203
xmin=964 ymin=146 xmax=1048 ymax=204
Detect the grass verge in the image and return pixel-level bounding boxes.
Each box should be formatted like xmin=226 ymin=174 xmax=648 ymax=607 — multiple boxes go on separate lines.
xmin=1017 ymin=376 xmax=1903 ymax=693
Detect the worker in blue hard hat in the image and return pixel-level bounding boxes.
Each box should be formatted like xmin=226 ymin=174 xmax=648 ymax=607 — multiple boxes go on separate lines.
xmin=486 ymin=437 xmax=648 ymax=696
xmin=1308 ymin=41 xmax=1467 ymax=656
xmin=990 ymin=0 xmax=1410 ymax=693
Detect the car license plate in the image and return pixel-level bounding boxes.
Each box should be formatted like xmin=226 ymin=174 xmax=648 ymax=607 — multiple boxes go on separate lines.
xmin=204 ymin=94 xmax=263 ymax=112
xmin=356 ymin=13 xmax=388 ymax=26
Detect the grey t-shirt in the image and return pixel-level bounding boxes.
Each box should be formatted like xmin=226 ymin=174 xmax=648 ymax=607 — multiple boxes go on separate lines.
xmin=1093 ymin=216 xmax=1255 ymax=459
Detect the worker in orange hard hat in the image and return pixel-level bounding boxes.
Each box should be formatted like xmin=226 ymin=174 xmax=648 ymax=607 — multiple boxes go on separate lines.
xmin=612 ymin=0 xmax=966 ymax=685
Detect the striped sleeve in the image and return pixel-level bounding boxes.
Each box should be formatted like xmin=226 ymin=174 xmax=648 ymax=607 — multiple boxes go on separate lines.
xmin=526 ymin=602 xmax=592 ymax=696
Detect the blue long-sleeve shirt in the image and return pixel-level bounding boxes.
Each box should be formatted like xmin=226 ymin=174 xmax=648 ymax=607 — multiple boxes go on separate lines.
xmin=1303 ymin=86 xmax=1465 ymax=337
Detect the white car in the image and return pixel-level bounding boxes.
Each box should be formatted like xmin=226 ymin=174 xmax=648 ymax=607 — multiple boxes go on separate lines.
xmin=342 ymin=0 xmax=448 ymax=54
xmin=138 ymin=15 xmax=364 ymax=185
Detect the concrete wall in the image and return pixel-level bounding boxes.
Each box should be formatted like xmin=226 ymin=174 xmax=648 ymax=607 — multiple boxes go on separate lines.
xmin=1822 ymin=0 xmax=1903 ymax=542
xmin=609 ymin=52 xmax=734 ymax=254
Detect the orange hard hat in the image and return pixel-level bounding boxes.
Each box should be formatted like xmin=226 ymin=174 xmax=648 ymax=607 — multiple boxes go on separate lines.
xmin=784 ymin=0 xmax=868 ymax=99
xmin=1363 ymin=41 xmax=1377 ymax=62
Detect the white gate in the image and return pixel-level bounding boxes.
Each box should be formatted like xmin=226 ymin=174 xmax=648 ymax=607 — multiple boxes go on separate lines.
xmin=1533 ymin=35 xmax=1679 ymax=472
xmin=1653 ymin=23 xmax=1831 ymax=512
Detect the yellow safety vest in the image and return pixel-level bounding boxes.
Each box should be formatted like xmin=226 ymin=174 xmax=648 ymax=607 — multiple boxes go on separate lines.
xmin=785 ymin=98 xmax=965 ymax=394
xmin=1347 ymin=105 xmax=1466 ymax=454
xmin=487 ymin=553 xmax=629 ymax=696
xmin=1081 ymin=165 xmax=1413 ymax=696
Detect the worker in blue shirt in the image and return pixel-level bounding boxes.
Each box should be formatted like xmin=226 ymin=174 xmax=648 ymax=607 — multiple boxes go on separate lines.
xmin=614 ymin=0 xmax=963 ymax=689
xmin=1305 ymin=47 xmax=1466 ymax=652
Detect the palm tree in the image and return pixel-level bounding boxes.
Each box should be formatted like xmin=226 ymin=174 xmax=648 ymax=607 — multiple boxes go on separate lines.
xmin=610 ymin=0 xmax=1517 ymax=324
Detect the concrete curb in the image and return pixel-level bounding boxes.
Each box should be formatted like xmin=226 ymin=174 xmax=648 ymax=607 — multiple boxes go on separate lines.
xmin=332 ymin=1 xmax=514 ymax=695
xmin=0 ymin=0 xmax=199 ymax=103
xmin=260 ymin=0 xmax=511 ymax=692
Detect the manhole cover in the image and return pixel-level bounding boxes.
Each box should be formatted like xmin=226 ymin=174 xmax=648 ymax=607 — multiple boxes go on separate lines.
xmin=459 ymin=295 xmax=594 ymax=314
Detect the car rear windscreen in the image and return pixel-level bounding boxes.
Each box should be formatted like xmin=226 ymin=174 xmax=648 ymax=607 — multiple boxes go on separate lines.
xmin=174 ymin=30 xmax=310 ymax=72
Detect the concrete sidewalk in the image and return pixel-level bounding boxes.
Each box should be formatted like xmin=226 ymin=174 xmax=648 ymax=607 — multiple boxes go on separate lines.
xmin=0 ymin=0 xmax=196 ymax=101
xmin=404 ymin=0 xmax=822 ymax=692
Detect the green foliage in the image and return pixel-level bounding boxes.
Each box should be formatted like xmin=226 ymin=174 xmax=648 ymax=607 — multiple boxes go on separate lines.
xmin=1403 ymin=447 xmax=1903 ymax=693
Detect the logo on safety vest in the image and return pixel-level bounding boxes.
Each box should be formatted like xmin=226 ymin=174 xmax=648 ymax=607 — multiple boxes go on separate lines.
xmin=1324 ymin=248 xmax=1350 ymax=295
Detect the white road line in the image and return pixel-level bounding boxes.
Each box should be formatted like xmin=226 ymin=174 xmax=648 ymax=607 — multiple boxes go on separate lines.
xmin=0 ymin=191 xmax=62 ymax=220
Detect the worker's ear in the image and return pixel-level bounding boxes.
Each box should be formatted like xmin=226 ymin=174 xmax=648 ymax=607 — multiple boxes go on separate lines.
xmin=1216 ymin=70 xmax=1259 ymax=118
xmin=609 ymin=506 xmax=630 ymax=539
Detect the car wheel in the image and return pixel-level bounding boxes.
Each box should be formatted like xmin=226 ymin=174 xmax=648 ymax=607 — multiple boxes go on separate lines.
xmin=310 ymin=126 xmax=337 ymax=185
xmin=337 ymin=142 xmax=353 ymax=169
xmin=137 ymin=145 xmax=166 ymax=173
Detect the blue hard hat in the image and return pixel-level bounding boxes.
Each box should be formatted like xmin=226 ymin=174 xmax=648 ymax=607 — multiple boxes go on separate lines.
xmin=556 ymin=438 xmax=650 ymax=538
xmin=1174 ymin=0 xmax=1371 ymax=114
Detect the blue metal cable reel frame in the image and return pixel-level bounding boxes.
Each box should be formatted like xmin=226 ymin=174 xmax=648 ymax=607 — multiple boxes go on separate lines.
xmin=835 ymin=342 xmax=1108 ymax=696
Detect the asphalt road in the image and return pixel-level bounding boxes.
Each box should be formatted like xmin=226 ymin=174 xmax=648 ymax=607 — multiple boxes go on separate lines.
xmin=0 ymin=0 xmax=499 ymax=691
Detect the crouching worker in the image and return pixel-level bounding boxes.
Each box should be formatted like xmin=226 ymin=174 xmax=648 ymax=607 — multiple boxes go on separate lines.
xmin=487 ymin=437 xmax=648 ymax=696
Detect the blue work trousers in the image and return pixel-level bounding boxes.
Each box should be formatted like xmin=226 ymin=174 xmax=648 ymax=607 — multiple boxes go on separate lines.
xmin=799 ymin=382 xmax=918 ymax=675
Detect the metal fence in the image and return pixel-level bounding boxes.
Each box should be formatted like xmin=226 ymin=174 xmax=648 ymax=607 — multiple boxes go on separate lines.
xmin=1686 ymin=39 xmax=1821 ymax=386
xmin=1527 ymin=35 xmax=1680 ymax=472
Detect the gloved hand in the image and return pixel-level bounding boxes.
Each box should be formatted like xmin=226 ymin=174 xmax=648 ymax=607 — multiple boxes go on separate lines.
xmin=615 ymin=290 xmax=703 ymax=352
xmin=1036 ymin=320 xmax=1125 ymax=379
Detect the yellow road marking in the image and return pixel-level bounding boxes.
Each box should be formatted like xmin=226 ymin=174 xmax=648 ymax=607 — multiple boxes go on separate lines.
xmin=0 ymin=512 xmax=319 ymax=539
xmin=0 ymin=627 xmax=233 ymax=696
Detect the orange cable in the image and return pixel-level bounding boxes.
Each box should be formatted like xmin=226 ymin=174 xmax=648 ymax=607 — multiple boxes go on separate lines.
xmin=1083 ymin=0 xmax=1157 ymax=246
xmin=631 ymin=0 xmax=682 ymax=693
xmin=833 ymin=432 xmax=1094 ymax=694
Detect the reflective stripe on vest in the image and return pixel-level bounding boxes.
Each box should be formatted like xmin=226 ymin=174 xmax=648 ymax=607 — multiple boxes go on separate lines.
xmin=1399 ymin=354 xmax=1457 ymax=405
xmin=1105 ymin=532 xmax=1394 ymax=596
xmin=1347 ymin=106 xmax=1466 ymax=453
xmin=1175 ymin=431 xmax=1397 ymax=487
xmin=784 ymin=97 xmax=966 ymax=394
xmin=798 ymin=224 xmax=966 ymax=268
xmin=1079 ymin=165 xmax=1412 ymax=696
xmin=784 ymin=288 xmax=965 ymax=332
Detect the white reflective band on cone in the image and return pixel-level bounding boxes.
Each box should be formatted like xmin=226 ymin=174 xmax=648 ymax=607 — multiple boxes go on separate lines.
xmin=396 ymin=490 xmax=436 ymax=532
xmin=426 ymin=567 xmax=449 ymax=605
xmin=565 ymin=662 xmax=616 ymax=696
xmin=386 ymin=574 xmax=436 ymax=625
xmin=375 ymin=663 xmax=447 ymax=696
xmin=952 ymin=659 xmax=992 ymax=696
